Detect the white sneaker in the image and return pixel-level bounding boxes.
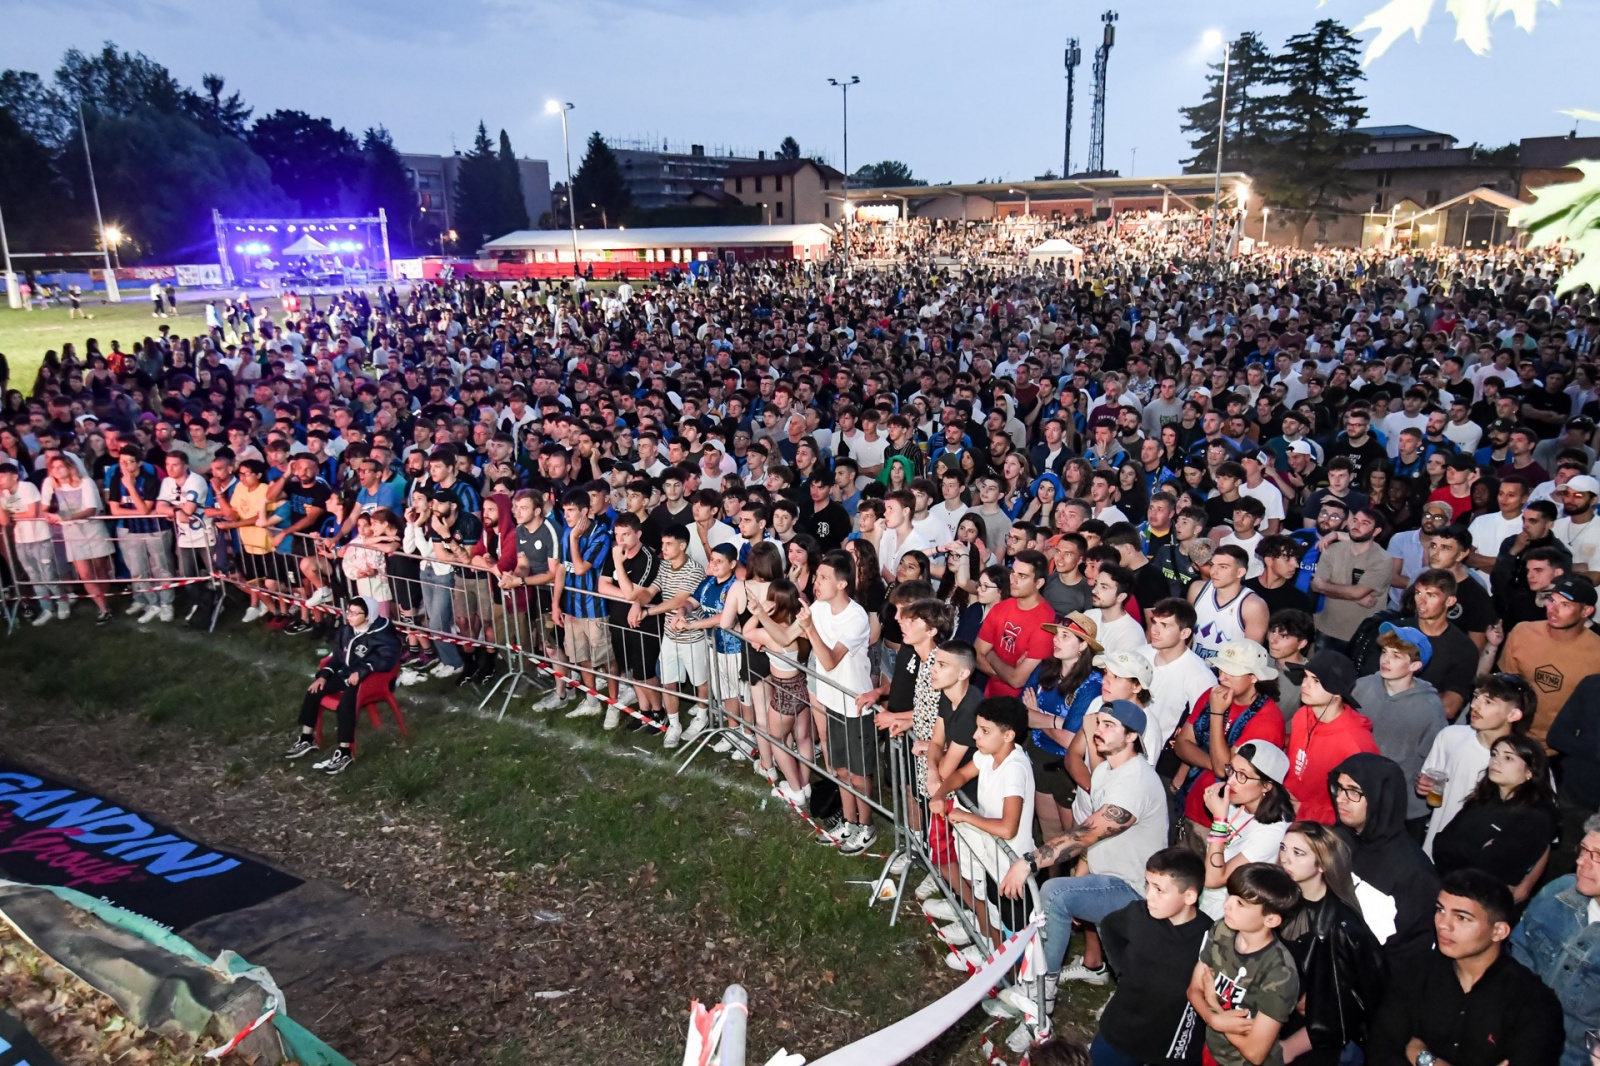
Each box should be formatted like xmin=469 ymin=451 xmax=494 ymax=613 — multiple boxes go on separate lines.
xmin=241 ymin=605 xmax=263 ymax=623
xmin=832 ymin=824 xmax=861 ymax=851
xmin=663 ymin=719 xmax=684 ymax=749
xmin=999 ymin=976 xmax=1058 ymax=1021
xmin=56 ymin=601 xmax=71 ymax=620
xmin=125 ymin=603 xmax=145 ymax=617
xmin=921 ymin=897 xmax=961 ymax=923
xmin=157 ymin=606 xmax=174 ymax=623
xmin=680 ymin=713 xmax=709 ymax=743
xmin=530 ymin=690 xmax=566 ymax=712
xmin=1058 ymin=957 xmax=1110 ymax=985
xmin=430 ymin=662 xmax=463 ymax=679
xmin=137 ymin=605 xmax=161 ymax=624
xmin=888 ymin=854 xmax=911 ymax=877
xmin=397 ymin=668 xmax=427 ymax=687
xmin=773 ymin=781 xmax=806 ymax=806
xmin=615 ymin=683 xmax=637 ymax=707
xmin=602 ymin=704 xmax=622 ymax=730
xmin=306 ymin=586 xmax=334 ymax=607
xmin=565 ymin=696 xmax=603 ymax=718
xmin=913 ymin=873 xmax=940 ymax=901
xmin=944 ymin=946 xmax=986 ymax=972
xmin=710 ymin=736 xmax=733 ymax=753
xmin=1004 ymin=1021 xmax=1039 ymax=1056
xmin=31 ymin=610 xmax=50 ymax=627
xmin=938 ymin=921 xmax=973 ymax=947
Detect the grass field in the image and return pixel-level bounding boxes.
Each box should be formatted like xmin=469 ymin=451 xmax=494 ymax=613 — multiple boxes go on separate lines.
xmin=0 ymin=298 xmax=201 ymax=395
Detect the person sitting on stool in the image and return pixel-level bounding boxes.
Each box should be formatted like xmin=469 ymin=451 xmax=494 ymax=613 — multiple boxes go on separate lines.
xmin=285 ymin=596 xmax=400 ymax=775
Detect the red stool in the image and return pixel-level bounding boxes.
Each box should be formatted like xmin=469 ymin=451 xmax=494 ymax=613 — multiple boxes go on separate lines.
xmin=314 ymin=658 xmax=407 ymax=754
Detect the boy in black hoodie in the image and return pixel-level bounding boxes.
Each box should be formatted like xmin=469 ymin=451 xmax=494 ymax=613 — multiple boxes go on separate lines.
xmin=1328 ymin=752 xmax=1440 ymax=974
xmin=1091 ymin=847 xmax=1213 ymax=1066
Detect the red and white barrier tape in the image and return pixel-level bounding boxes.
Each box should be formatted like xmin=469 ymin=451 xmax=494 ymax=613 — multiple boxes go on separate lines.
xmin=10 ymin=576 xmax=212 ymax=601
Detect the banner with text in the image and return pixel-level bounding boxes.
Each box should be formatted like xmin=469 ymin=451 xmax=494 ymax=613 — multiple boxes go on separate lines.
xmin=0 ymin=763 xmax=301 ymax=931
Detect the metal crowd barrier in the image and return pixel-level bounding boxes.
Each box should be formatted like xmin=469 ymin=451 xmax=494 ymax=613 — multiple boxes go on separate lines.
xmin=0 ymin=513 xmax=223 ymax=634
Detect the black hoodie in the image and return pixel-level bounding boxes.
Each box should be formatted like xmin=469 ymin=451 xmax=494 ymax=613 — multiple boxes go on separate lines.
xmin=1329 ymin=752 xmax=1440 ymax=973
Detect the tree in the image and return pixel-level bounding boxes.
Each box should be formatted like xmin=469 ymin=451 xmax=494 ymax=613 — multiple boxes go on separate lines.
xmin=852 ymin=160 xmax=924 ymax=188
xmin=1178 ymin=32 xmax=1276 ymax=174
xmin=248 ymin=109 xmax=361 ymax=214
xmin=0 ymin=105 xmax=72 ymax=249
xmin=360 ymin=126 xmax=416 ymax=250
xmin=1258 ymin=20 xmax=1368 ymax=242
xmin=777 ymin=135 xmax=802 ymax=160
xmin=571 ymin=132 xmax=631 ymax=228
xmin=497 ymin=129 xmax=529 ymax=233
xmin=197 ymin=73 xmax=252 ymax=139
xmin=452 ymin=122 xmax=504 ymax=249
xmin=61 ymin=105 xmax=283 ymax=260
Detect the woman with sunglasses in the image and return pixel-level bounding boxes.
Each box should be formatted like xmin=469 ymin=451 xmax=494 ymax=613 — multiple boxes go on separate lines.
xmin=1196 ymin=741 xmax=1296 ymax=919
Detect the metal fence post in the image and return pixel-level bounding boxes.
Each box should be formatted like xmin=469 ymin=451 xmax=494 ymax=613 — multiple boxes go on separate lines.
xmin=719 ymin=984 xmax=748 ymax=1066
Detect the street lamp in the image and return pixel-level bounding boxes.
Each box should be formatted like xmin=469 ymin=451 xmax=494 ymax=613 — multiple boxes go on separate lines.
xmin=1202 ymin=29 xmax=1230 ymax=261
xmin=827 ymin=75 xmax=860 ymax=275
xmin=104 ymin=226 xmax=124 ymax=269
xmin=590 ymin=201 xmax=608 ymax=229
xmin=545 ymin=99 xmax=580 ymax=272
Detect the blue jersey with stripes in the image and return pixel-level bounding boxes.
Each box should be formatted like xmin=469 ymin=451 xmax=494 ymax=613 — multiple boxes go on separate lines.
xmin=560 ymin=520 xmax=612 ymax=618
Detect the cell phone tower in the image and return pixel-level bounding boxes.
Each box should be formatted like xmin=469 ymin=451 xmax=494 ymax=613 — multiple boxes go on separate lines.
xmin=1087 ymin=10 xmax=1118 ymax=175
xmin=1063 ymin=37 xmax=1081 ymax=177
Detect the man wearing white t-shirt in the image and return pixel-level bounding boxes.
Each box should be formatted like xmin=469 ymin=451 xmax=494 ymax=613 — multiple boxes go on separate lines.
xmin=1466 ymin=478 xmax=1528 ymax=593
xmin=837 ymin=409 xmax=888 ymax=478
xmin=1417 ymin=673 xmax=1533 ymax=856
xmin=1138 ymin=601 xmax=1220 ymax=761
xmin=1238 ymin=451 xmax=1286 ymax=535
xmin=1551 ymin=475 xmax=1600 ymax=576
xmin=878 ymin=490 xmax=935 ymax=583
xmin=156 ymin=451 xmax=218 ymax=627
xmin=803 ymin=552 xmax=877 ymax=854
xmin=1087 ymin=565 xmax=1147 ymax=653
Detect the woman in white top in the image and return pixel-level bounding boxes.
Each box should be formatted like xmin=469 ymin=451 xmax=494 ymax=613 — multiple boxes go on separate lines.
xmin=40 ymin=455 xmax=114 ymax=622
xmin=1197 ymin=740 xmax=1296 ymax=919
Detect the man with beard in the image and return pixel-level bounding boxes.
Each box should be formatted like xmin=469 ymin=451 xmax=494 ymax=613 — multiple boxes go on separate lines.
xmin=1501 ymin=577 xmax=1600 ymax=744
xmin=1311 ymin=508 xmax=1390 ymax=655
xmin=1388 ymin=500 xmax=1453 ymax=610
xmin=1551 ymin=474 xmax=1600 ymax=579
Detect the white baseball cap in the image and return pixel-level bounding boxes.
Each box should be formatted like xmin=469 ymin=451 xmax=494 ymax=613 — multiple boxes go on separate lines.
xmin=1214 ymin=639 xmax=1279 ymax=681
xmin=1094 ymin=649 xmax=1154 ymax=689
xmin=1238 ymin=740 xmax=1291 ymax=785
xmin=1566 ymin=474 xmax=1600 ymax=496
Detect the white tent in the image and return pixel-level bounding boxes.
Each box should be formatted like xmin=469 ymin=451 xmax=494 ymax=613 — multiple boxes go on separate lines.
xmin=281 ymin=234 xmax=331 ymax=256
xmin=1027 ymin=238 xmax=1084 ymax=276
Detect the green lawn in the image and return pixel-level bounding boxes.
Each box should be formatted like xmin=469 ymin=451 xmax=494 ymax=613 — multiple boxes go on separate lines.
xmin=0 ymin=299 xmax=201 ymax=395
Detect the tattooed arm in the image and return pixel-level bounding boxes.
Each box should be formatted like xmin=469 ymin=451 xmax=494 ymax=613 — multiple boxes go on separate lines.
xmin=999 ymin=804 xmax=1137 ymax=898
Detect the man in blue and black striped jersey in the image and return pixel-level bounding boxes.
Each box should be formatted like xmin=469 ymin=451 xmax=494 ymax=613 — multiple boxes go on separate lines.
xmin=553 ymin=487 xmax=617 ymax=719
xmin=106 ymin=443 xmax=177 ymax=623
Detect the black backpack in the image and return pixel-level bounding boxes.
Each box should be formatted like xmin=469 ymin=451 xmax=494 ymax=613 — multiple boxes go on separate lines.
xmin=1348 ymin=608 xmax=1403 ymax=677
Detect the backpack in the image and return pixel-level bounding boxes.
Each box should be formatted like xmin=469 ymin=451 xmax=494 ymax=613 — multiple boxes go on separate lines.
xmin=1348 ymin=608 xmax=1403 ymax=677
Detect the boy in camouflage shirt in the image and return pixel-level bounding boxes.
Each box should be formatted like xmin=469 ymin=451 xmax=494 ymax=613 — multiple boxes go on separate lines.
xmin=1187 ymin=862 xmax=1301 ymax=1066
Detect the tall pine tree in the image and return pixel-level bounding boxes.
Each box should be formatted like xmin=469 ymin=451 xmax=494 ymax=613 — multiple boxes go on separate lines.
xmin=497 ymin=129 xmax=529 ymax=233
xmin=1178 ymin=32 xmax=1275 ymax=175
xmin=1260 ymin=19 xmax=1368 ymax=243
xmin=571 ymin=132 xmax=630 ymax=229
xmin=452 ymin=121 xmax=502 ymax=250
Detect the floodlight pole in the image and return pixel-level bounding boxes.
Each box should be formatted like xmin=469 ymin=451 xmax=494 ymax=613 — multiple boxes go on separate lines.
xmin=79 ymin=101 xmax=121 ymax=303
xmin=0 ymin=201 xmax=18 ymax=310
xmin=828 ymin=75 xmax=859 ymax=277
xmin=552 ymin=102 xmax=579 ymax=274
xmin=1209 ymin=38 xmax=1231 ymax=263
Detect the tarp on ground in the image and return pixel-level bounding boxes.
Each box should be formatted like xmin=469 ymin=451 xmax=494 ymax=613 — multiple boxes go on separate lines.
xmin=0 ymin=880 xmax=353 ymax=1065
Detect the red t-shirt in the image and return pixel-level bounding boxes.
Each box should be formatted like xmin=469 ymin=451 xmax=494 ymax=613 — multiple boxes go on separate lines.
xmin=1426 ymin=485 xmax=1473 ymax=522
xmin=1283 ymin=703 xmax=1380 ymax=824
xmin=1180 ymin=686 xmax=1287 ymax=824
xmin=976 ymin=597 xmax=1057 ymax=698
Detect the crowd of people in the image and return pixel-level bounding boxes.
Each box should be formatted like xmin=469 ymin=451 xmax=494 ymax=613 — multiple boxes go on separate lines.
xmin=2 ymin=213 xmax=1600 ymax=1064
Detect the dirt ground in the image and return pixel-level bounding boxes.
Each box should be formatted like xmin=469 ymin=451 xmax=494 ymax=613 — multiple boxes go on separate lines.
xmin=0 ymin=716 xmax=986 ymax=1066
